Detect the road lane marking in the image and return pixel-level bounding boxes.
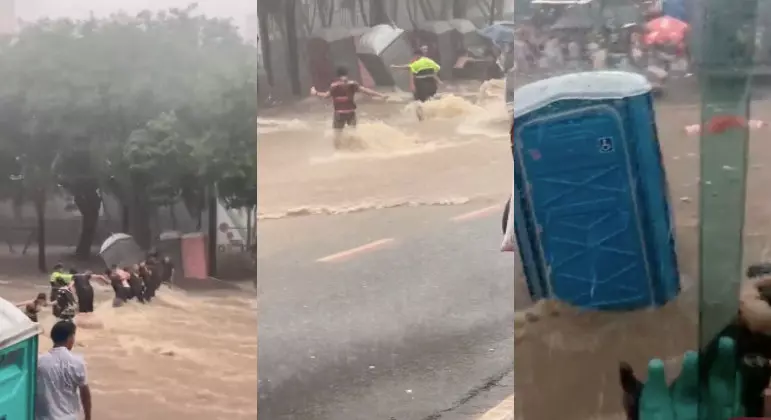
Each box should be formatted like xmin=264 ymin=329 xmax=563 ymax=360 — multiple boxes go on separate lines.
xmin=451 ymin=205 xmax=502 ymax=222
xmin=478 ymin=395 xmax=514 ymax=420
xmin=316 ymin=238 xmax=395 ymax=263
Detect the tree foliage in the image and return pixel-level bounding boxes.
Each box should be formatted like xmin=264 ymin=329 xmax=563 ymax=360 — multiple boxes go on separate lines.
xmin=0 ymin=5 xmax=257 ymax=265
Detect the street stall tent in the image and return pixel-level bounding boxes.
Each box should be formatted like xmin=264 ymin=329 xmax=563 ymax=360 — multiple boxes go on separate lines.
xmin=449 ymin=19 xmax=489 ymax=54
xmin=512 ymin=71 xmax=680 ymax=311
xmin=0 ymin=297 xmax=39 ymax=420
xmin=357 ymin=24 xmax=414 ymax=92
xmin=478 ymin=22 xmax=517 ymax=48
xmin=414 ymin=20 xmax=457 ymax=80
xmin=550 ymin=5 xmax=596 ymax=31
xmin=307 ymin=27 xmax=375 ymax=90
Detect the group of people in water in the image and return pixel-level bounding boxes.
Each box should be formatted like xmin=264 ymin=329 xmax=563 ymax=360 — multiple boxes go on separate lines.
xmin=310 ymin=44 xmax=442 ymax=147
xmin=23 ymin=252 xmax=175 ymax=322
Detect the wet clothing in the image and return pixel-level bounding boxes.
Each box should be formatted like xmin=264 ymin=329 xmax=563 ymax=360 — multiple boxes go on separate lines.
xmin=109 ymin=273 xmax=129 ymax=303
xmin=332 ymin=112 xmax=357 ymax=129
xmin=72 ymin=274 xmax=94 ymax=313
xmin=329 ymin=80 xmax=360 ymax=113
xmin=161 ymin=260 xmax=175 ymax=285
xmin=35 ymin=346 xmax=88 ymax=420
xmin=52 ymin=288 xmax=76 ymax=320
xmin=139 ymin=265 xmax=158 ymax=302
xmin=49 ymin=272 xmax=73 ymax=301
xmin=329 ymin=80 xmax=360 ymax=130
xmin=127 ymin=273 xmax=145 ymax=303
xmin=24 ymin=303 xmax=40 ymax=322
xmin=409 ymin=57 xmax=440 ymax=102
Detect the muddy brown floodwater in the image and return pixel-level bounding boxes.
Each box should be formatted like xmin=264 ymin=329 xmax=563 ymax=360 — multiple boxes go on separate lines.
xmin=36 ymin=286 xmax=257 ymax=420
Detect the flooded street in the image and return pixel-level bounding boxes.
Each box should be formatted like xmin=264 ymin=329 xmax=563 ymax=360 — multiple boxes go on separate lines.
xmin=35 ymin=286 xmax=258 ymax=420
xmin=257 ymin=80 xmax=513 ymax=219
xmin=256 ymin=81 xmax=516 ymax=419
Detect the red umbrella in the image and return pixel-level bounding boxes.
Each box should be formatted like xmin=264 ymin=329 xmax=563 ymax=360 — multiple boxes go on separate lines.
xmin=644 ymin=16 xmax=688 ymax=46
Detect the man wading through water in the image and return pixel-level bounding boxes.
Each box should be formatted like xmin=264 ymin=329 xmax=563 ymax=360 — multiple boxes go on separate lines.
xmin=310 ymin=66 xmax=387 ymax=149
xmin=392 ymin=45 xmax=443 ymax=120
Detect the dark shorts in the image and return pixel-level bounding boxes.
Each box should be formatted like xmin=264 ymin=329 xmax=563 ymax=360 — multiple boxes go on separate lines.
xmin=413 ymin=77 xmax=438 ymax=102
xmin=333 ymin=112 xmax=357 ymax=130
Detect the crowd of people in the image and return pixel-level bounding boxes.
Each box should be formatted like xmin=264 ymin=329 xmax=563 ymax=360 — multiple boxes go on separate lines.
xmin=23 ymin=252 xmax=176 ymax=324
xmin=509 ymin=15 xmax=689 ymax=79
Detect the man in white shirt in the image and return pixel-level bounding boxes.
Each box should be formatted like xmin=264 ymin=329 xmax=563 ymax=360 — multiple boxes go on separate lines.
xmin=35 ymin=320 xmax=92 ymax=420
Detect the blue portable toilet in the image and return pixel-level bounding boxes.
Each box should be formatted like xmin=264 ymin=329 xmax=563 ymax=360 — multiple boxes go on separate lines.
xmin=512 ymin=71 xmax=680 ymax=311
xmin=0 ymin=297 xmax=39 ymax=420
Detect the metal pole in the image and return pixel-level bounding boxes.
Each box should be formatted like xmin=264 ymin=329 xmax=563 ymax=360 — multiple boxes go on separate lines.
xmin=697 ymin=0 xmax=758 ymax=357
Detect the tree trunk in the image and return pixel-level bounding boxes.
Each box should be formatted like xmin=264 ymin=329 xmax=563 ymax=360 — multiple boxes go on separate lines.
xmin=452 ymin=0 xmax=468 ymax=18
xmin=128 ymin=192 xmax=153 ymax=250
xmin=207 ymin=185 xmax=218 ymax=277
xmin=489 ymin=0 xmax=499 ymax=24
xmin=33 ymin=190 xmax=46 ymax=272
xmin=370 ymin=0 xmax=388 ymax=25
xmin=246 ymin=208 xmax=254 ymax=249
xmin=257 ymin=0 xmax=274 ymax=85
xmin=284 ymin=0 xmax=301 ymax=96
xmin=169 ymin=205 xmax=178 ymax=230
xmin=73 ymin=188 xmax=101 ymax=259
xmin=121 ymin=204 xmax=130 ymax=232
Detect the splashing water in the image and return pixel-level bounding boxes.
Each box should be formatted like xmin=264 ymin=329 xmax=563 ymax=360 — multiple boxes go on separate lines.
xmin=258 ymin=117 xmax=310 ymax=134
xmin=35 ymin=285 xmax=257 ymax=420
xmin=403 ymin=94 xmax=487 ymax=121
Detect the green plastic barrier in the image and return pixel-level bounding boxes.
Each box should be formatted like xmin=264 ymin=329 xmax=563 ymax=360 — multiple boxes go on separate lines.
xmin=639 ymin=338 xmax=744 ymax=420
xmin=639 ymin=0 xmax=760 ymax=418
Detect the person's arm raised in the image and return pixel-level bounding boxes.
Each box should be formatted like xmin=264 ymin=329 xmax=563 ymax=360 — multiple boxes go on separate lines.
xmin=359 ymin=86 xmax=386 ymax=99
xmin=310 ymin=86 xmax=330 ymax=98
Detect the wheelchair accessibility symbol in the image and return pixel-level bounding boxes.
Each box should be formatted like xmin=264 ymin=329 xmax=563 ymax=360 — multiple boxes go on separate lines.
xmin=598 ymin=137 xmax=614 ymax=153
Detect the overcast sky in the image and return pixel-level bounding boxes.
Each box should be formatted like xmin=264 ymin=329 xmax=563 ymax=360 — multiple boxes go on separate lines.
xmin=16 ymin=0 xmax=256 ymax=25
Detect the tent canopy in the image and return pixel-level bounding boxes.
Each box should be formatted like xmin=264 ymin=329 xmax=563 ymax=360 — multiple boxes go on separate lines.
xmin=551 ymin=6 xmax=596 ymax=30
xmin=358 ymin=24 xmax=406 ymax=56
xmin=417 ymin=20 xmax=455 ymax=34
xmin=478 ymin=23 xmax=517 ymax=46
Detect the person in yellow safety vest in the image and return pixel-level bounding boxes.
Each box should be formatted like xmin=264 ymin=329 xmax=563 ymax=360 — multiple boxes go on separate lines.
xmin=391 ymin=45 xmax=443 ymax=120
xmin=49 ymin=263 xmax=73 ymax=301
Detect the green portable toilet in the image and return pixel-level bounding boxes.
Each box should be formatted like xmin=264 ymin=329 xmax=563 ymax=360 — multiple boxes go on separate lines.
xmin=0 ymin=297 xmax=40 ymax=420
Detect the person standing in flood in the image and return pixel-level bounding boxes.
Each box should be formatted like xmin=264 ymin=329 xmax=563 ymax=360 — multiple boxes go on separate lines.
xmin=106 ymin=267 xmax=127 ymax=307
xmin=309 ymin=66 xmax=387 ymax=149
xmin=391 ymin=45 xmax=442 ymax=120
xmin=138 ymin=261 xmax=158 ymax=302
xmin=126 ymin=265 xmax=146 ymax=303
xmin=69 ymin=269 xmax=95 ymax=314
xmin=49 ymin=263 xmax=72 ymax=302
xmin=35 ymin=320 xmax=92 ymax=420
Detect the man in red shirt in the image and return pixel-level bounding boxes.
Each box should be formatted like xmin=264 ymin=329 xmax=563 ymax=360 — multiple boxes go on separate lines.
xmin=310 ymin=66 xmax=386 ymax=148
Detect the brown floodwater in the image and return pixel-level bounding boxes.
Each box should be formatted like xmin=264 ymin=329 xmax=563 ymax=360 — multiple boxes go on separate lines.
xmin=36 ymin=286 xmax=258 ymax=420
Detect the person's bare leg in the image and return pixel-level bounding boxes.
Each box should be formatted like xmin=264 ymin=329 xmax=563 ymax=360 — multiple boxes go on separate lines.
xmin=415 ymin=102 xmax=424 ymax=121
xmin=333 ymin=128 xmax=343 ymax=149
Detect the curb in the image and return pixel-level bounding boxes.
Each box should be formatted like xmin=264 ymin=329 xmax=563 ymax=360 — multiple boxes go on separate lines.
xmin=478 ymin=395 xmax=514 ymax=420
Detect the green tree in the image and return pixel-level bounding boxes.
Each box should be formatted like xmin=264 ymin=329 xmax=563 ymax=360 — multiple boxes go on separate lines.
xmin=0 ymin=19 xmax=101 ymax=269
xmin=0 ymin=6 xmax=258 ymax=259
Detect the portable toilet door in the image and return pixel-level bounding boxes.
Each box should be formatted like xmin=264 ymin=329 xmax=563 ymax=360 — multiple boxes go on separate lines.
xmin=513 ymin=73 xmax=656 ymax=310
xmin=0 ymin=297 xmax=40 ymax=420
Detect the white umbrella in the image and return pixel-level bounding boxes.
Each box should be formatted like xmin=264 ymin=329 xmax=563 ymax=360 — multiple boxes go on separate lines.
xmin=99 ymin=233 xmax=145 ymax=268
